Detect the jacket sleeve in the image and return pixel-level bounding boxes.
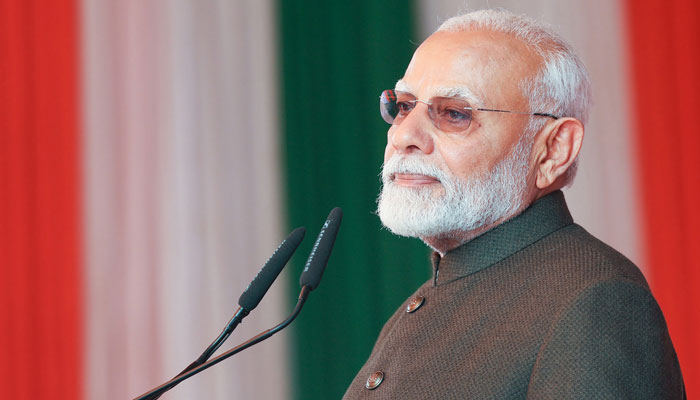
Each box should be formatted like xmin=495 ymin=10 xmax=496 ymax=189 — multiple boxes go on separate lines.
xmin=526 ymin=279 xmax=685 ymax=399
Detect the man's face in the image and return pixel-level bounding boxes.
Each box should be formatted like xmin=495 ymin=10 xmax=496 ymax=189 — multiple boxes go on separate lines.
xmin=378 ymin=29 xmax=543 ymax=243
xmin=385 ymin=29 xmax=540 ymax=189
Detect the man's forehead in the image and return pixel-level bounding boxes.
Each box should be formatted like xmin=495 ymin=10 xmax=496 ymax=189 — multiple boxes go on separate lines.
xmin=394 ymin=79 xmax=484 ymax=106
xmin=395 ymin=29 xmax=539 ymax=110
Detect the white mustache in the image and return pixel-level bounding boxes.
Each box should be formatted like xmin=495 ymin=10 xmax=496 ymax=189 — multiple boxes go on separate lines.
xmin=382 ymin=156 xmax=447 ymax=183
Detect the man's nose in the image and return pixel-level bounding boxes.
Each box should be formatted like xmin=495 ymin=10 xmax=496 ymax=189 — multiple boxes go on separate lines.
xmin=388 ymin=104 xmax=435 ymax=155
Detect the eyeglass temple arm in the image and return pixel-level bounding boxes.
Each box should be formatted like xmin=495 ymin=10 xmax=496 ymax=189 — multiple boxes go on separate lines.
xmin=475 ymin=107 xmax=559 ymax=120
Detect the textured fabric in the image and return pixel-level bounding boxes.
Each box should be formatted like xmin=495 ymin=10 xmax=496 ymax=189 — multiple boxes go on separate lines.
xmin=344 ymin=191 xmax=685 ymax=399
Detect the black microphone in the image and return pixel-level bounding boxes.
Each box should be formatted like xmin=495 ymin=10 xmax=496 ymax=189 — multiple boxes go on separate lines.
xmin=134 ymin=208 xmax=342 ymax=400
xmin=240 ymin=226 xmax=306 ymax=310
xmin=141 ymin=227 xmax=305 ymax=400
xmin=300 ymin=207 xmax=342 ymax=290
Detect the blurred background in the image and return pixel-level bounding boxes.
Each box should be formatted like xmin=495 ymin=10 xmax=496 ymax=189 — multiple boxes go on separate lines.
xmin=1 ymin=0 xmax=698 ymax=399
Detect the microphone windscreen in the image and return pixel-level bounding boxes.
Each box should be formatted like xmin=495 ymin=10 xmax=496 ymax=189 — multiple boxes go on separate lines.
xmin=299 ymin=207 xmax=342 ymax=290
xmin=238 ymin=227 xmax=305 ymax=311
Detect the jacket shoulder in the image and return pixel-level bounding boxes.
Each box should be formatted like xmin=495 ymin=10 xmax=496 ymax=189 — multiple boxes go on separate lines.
xmin=527 ymin=223 xmax=649 ymax=290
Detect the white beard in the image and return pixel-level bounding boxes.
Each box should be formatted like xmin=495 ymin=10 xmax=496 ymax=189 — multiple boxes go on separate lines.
xmin=377 ymin=138 xmax=532 ymax=240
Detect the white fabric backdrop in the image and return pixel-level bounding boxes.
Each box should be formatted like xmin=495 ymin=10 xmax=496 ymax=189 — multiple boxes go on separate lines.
xmin=82 ymin=1 xmax=288 ymax=399
xmin=418 ymin=0 xmax=643 ymax=269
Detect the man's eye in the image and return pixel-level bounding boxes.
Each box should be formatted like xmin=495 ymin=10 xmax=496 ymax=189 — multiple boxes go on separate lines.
xmin=443 ymin=108 xmax=471 ymax=122
xmin=397 ymin=101 xmax=414 ymax=114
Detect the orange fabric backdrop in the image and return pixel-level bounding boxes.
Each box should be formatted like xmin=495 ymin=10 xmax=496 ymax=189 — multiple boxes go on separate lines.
xmin=626 ymin=0 xmax=700 ymax=397
xmin=0 ymin=0 xmax=82 ymax=398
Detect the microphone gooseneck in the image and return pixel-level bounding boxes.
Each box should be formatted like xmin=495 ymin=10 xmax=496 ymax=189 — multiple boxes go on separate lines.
xmin=140 ymin=227 xmax=306 ymax=400
xmin=134 ymin=209 xmax=342 ymax=400
xmin=135 ymin=286 xmax=313 ymax=400
xmin=190 ymin=227 xmax=306 ymax=365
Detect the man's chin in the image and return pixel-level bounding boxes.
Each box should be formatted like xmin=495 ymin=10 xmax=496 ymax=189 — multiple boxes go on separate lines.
xmin=377 ymin=183 xmax=523 ymax=241
xmin=378 ymin=215 xmax=442 ymax=239
xmin=377 ymin=191 xmax=450 ymax=238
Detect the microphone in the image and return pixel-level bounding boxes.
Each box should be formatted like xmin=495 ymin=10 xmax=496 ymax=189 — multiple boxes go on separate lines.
xmin=134 ymin=208 xmax=342 ymax=400
xmin=300 ymin=207 xmax=342 ymax=290
xmin=142 ymin=227 xmax=305 ymax=400
xmin=240 ymin=226 xmax=306 ymax=310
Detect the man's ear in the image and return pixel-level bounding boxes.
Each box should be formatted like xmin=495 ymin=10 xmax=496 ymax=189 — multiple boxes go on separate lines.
xmin=533 ymin=118 xmax=584 ymax=189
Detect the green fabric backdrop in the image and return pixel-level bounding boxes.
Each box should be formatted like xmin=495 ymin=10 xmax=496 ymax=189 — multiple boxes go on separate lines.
xmin=277 ymin=1 xmax=431 ymax=398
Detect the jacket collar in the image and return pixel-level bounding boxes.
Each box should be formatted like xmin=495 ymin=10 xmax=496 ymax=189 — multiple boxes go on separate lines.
xmin=431 ymin=190 xmax=573 ymax=286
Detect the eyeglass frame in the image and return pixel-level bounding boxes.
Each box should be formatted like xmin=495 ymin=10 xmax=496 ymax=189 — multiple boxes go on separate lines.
xmin=379 ymin=89 xmax=559 ymax=132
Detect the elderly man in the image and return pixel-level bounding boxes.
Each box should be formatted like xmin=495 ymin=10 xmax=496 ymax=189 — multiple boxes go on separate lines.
xmin=343 ymin=9 xmax=684 ymax=399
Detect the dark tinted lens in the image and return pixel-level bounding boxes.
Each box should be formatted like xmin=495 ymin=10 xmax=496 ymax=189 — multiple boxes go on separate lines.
xmin=380 ymin=90 xmax=399 ymax=124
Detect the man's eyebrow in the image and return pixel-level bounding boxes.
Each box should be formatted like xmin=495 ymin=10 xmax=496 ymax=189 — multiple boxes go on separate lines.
xmin=395 ymin=79 xmax=412 ymax=93
xmin=433 ymin=86 xmax=483 ymax=106
xmin=393 ymin=80 xmax=484 ymax=106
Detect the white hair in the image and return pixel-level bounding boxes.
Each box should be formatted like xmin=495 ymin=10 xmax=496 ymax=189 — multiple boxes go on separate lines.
xmin=437 ymin=9 xmax=592 ymax=186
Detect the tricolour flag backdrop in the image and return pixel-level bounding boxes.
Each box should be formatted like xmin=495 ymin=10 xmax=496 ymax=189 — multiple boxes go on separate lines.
xmin=1 ymin=0 xmax=698 ymax=399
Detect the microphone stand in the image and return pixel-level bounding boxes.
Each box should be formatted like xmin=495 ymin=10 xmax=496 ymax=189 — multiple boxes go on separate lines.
xmin=134 ymin=286 xmax=311 ymax=400
xmin=135 ymin=207 xmax=341 ymax=400
xmin=177 ymin=307 xmax=249 ymax=376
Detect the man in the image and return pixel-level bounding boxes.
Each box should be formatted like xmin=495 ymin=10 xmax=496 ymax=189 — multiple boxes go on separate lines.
xmin=343 ymin=9 xmax=685 ymax=399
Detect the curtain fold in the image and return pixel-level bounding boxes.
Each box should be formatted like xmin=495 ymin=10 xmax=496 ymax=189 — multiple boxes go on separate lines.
xmin=83 ymin=1 xmax=286 ymax=399
xmin=0 ymin=0 xmax=82 ymax=399
xmin=625 ymin=0 xmax=700 ymax=396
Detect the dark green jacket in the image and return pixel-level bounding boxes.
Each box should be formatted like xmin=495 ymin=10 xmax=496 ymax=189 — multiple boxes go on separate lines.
xmin=344 ymin=191 xmax=684 ymax=399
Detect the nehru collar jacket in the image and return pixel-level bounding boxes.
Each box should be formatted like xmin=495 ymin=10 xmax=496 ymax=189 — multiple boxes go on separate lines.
xmin=344 ymin=190 xmax=685 ymax=399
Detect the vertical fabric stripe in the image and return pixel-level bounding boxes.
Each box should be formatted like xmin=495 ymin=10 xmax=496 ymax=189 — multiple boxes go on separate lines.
xmin=83 ymin=1 xmax=286 ymax=399
xmin=0 ymin=0 xmax=83 ymax=399
xmin=625 ymin=0 xmax=700 ymax=396
xmin=278 ymin=1 xmax=426 ymax=399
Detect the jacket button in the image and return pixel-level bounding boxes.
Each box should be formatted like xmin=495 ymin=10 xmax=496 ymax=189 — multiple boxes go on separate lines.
xmin=365 ymin=371 xmax=384 ymax=390
xmin=406 ymin=296 xmax=425 ymax=313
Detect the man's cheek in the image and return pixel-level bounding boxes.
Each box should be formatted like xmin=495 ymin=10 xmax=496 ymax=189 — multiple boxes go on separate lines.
xmin=384 ymin=143 xmax=394 ymax=162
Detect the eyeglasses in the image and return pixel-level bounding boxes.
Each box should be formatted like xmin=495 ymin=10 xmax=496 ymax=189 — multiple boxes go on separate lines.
xmin=379 ymin=89 xmax=559 ymax=132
